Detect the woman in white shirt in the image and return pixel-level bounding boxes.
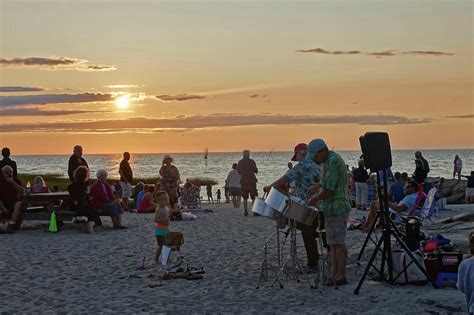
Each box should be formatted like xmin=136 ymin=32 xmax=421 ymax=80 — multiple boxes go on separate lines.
xmin=453 ymin=155 xmax=463 ymax=180
xmin=226 ymin=163 xmax=241 ymax=209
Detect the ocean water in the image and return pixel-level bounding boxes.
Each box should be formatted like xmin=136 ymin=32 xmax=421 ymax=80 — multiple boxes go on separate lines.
xmin=14 ymin=149 xmax=473 ymax=191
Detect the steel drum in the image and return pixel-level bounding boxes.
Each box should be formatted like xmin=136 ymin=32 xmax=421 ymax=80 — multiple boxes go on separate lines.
xmin=251 ymin=197 xmax=274 ymax=219
xmin=265 ymin=187 xmax=290 ymax=214
xmin=284 ymin=195 xmax=320 ymax=226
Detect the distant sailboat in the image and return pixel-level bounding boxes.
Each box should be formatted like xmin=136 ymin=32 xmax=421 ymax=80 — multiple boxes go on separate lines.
xmin=204 ymin=147 xmax=208 ymax=160
xmin=267 ymin=149 xmax=274 ymax=159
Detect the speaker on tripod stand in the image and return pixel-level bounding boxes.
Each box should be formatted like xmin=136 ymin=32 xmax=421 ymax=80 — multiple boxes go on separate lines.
xmin=354 ymin=132 xmax=437 ymax=294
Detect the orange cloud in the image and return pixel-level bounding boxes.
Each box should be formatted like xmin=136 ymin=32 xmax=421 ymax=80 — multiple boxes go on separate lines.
xmin=1 ymin=114 xmax=431 ymax=133
xmin=0 ymin=93 xmax=113 ymax=106
xmin=156 ymin=94 xmax=205 ymax=102
xmin=0 ymin=57 xmax=116 ymax=71
xmin=297 ymin=48 xmax=454 ymax=58
xmin=0 ymin=86 xmax=44 ymax=92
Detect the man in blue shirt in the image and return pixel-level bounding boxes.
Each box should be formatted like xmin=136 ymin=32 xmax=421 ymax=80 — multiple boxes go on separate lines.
xmin=361 ymin=180 xmax=420 ymax=230
xmin=264 ymin=143 xmax=321 ymax=270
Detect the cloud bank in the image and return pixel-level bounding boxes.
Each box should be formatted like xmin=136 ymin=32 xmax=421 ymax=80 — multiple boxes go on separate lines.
xmin=0 ymin=86 xmax=44 ymax=92
xmin=0 ymin=113 xmax=430 ymax=133
xmin=0 ymin=57 xmax=116 ymax=71
xmin=0 ymin=93 xmax=113 ymax=106
xmin=156 ymin=94 xmax=205 ymax=102
xmin=0 ymin=108 xmax=110 ymax=116
xmin=446 ymin=114 xmax=474 ymax=119
xmin=296 ymin=48 xmax=454 ymax=58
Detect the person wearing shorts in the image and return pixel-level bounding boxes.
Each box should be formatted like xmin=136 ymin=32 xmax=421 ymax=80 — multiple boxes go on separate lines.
xmin=226 ymin=163 xmax=242 ymax=209
xmin=237 ymin=150 xmax=258 ymax=216
xmin=119 ymin=152 xmax=133 ymax=211
xmin=308 ymin=139 xmax=351 ymax=286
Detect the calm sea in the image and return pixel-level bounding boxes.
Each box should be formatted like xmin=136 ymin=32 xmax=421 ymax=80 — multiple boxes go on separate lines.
xmin=14 ymin=149 xmax=473 ymax=190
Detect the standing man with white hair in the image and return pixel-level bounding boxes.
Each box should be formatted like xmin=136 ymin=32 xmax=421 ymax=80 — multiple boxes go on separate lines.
xmin=68 ymin=145 xmax=89 ymax=182
xmin=237 ymin=150 xmax=259 ymax=216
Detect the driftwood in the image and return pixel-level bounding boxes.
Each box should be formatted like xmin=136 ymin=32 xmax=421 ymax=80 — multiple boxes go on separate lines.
xmin=440 ymin=213 xmax=474 ymax=224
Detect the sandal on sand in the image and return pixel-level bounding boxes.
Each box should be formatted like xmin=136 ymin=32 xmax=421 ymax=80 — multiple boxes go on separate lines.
xmin=244 ymin=210 xmax=249 ymax=216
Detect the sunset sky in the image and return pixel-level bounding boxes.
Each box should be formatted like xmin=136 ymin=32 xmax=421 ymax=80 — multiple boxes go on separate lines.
xmin=1 ymin=0 xmax=473 ymax=154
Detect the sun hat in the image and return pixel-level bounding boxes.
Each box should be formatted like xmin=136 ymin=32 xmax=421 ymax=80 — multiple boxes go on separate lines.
xmin=306 ymin=139 xmax=327 ymax=161
xmin=162 ymin=154 xmax=173 ymax=163
xmin=291 ymin=143 xmax=308 ymax=161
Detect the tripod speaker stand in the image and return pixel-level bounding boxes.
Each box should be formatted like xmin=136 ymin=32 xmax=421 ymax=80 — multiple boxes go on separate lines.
xmin=354 ymin=132 xmax=438 ymax=294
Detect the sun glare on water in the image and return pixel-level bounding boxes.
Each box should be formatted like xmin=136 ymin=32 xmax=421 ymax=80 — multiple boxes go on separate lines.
xmin=116 ymin=96 xmax=129 ymax=109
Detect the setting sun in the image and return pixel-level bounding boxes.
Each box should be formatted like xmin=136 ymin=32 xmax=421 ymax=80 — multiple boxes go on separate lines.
xmin=116 ymin=96 xmax=129 ymax=109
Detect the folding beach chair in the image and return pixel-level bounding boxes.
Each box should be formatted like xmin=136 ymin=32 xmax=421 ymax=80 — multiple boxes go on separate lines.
xmin=389 ymin=191 xmax=426 ymax=224
xmin=181 ymin=186 xmax=202 ymax=210
xmin=417 ymin=187 xmax=438 ymax=223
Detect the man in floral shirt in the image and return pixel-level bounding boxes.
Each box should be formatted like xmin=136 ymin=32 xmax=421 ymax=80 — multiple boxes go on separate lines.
xmin=264 ymin=143 xmax=321 ymax=270
xmin=308 ymin=139 xmax=351 ymax=286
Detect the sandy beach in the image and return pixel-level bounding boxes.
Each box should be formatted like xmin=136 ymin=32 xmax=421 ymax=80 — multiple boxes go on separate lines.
xmin=0 ymin=201 xmax=471 ymax=314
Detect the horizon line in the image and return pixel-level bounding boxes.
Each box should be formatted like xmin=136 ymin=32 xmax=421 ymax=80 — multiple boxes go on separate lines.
xmin=13 ymin=147 xmax=474 ymax=156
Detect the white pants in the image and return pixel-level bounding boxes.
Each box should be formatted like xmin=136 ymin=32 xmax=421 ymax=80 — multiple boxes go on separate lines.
xmin=355 ymin=182 xmax=368 ymax=207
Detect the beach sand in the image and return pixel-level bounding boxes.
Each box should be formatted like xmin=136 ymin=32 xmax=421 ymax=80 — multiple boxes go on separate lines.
xmin=0 ymin=202 xmax=471 ymax=313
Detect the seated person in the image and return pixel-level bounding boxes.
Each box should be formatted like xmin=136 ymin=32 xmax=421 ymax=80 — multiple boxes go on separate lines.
xmin=67 ymin=166 xmax=98 ymax=233
xmin=132 ymin=182 xmax=145 ymax=209
xmin=181 ymin=181 xmax=200 ymax=208
xmin=89 ymin=169 xmax=126 ymax=229
xmin=0 ymin=165 xmax=25 ymax=233
xmin=360 ymin=180 xmax=420 ymax=231
xmin=31 ymin=176 xmax=49 ymax=193
xmin=138 ymin=185 xmax=158 ymax=213
xmin=389 ymin=172 xmax=405 ymax=203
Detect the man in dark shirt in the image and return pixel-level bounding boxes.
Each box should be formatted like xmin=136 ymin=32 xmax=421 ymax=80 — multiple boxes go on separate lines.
xmin=68 ymin=145 xmax=89 ymax=182
xmin=0 ymin=165 xmax=25 ymax=233
xmin=237 ymin=150 xmax=258 ymax=216
xmin=119 ymin=152 xmax=133 ymax=211
xmin=415 ymin=151 xmax=430 ymax=182
xmin=0 ymin=147 xmax=18 ymax=177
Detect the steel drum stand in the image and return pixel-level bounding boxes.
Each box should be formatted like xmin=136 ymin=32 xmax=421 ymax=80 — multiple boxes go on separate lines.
xmin=313 ymin=226 xmax=330 ymax=292
xmin=271 ymin=219 xmax=314 ymax=289
xmin=256 ymin=221 xmax=287 ymax=289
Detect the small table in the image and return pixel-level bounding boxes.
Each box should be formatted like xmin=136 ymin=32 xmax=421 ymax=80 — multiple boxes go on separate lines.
xmin=20 ymin=192 xmax=71 ymax=221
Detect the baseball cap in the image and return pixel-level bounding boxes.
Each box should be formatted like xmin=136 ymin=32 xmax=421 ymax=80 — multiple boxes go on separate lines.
xmin=291 ymin=143 xmax=308 ymax=161
xmin=306 ymin=139 xmax=327 ymax=161
xmin=162 ymin=154 xmax=173 ymax=162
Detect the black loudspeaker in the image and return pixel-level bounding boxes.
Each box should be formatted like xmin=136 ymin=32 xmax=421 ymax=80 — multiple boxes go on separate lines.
xmin=359 ymin=132 xmax=392 ymax=172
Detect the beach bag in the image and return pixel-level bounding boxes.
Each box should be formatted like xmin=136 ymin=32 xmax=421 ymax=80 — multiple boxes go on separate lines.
xmin=392 ymin=249 xmax=427 ymax=285
xmin=164 ymin=232 xmax=184 ymax=247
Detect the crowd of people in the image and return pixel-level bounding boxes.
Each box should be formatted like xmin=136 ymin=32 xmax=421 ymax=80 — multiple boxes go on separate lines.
xmin=348 ymin=151 xmax=473 ymax=210
xmin=0 ymin=143 xmax=473 ymax=310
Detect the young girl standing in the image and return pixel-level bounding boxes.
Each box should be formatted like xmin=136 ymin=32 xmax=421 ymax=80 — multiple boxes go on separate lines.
xmin=154 ymin=191 xmax=170 ymax=263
